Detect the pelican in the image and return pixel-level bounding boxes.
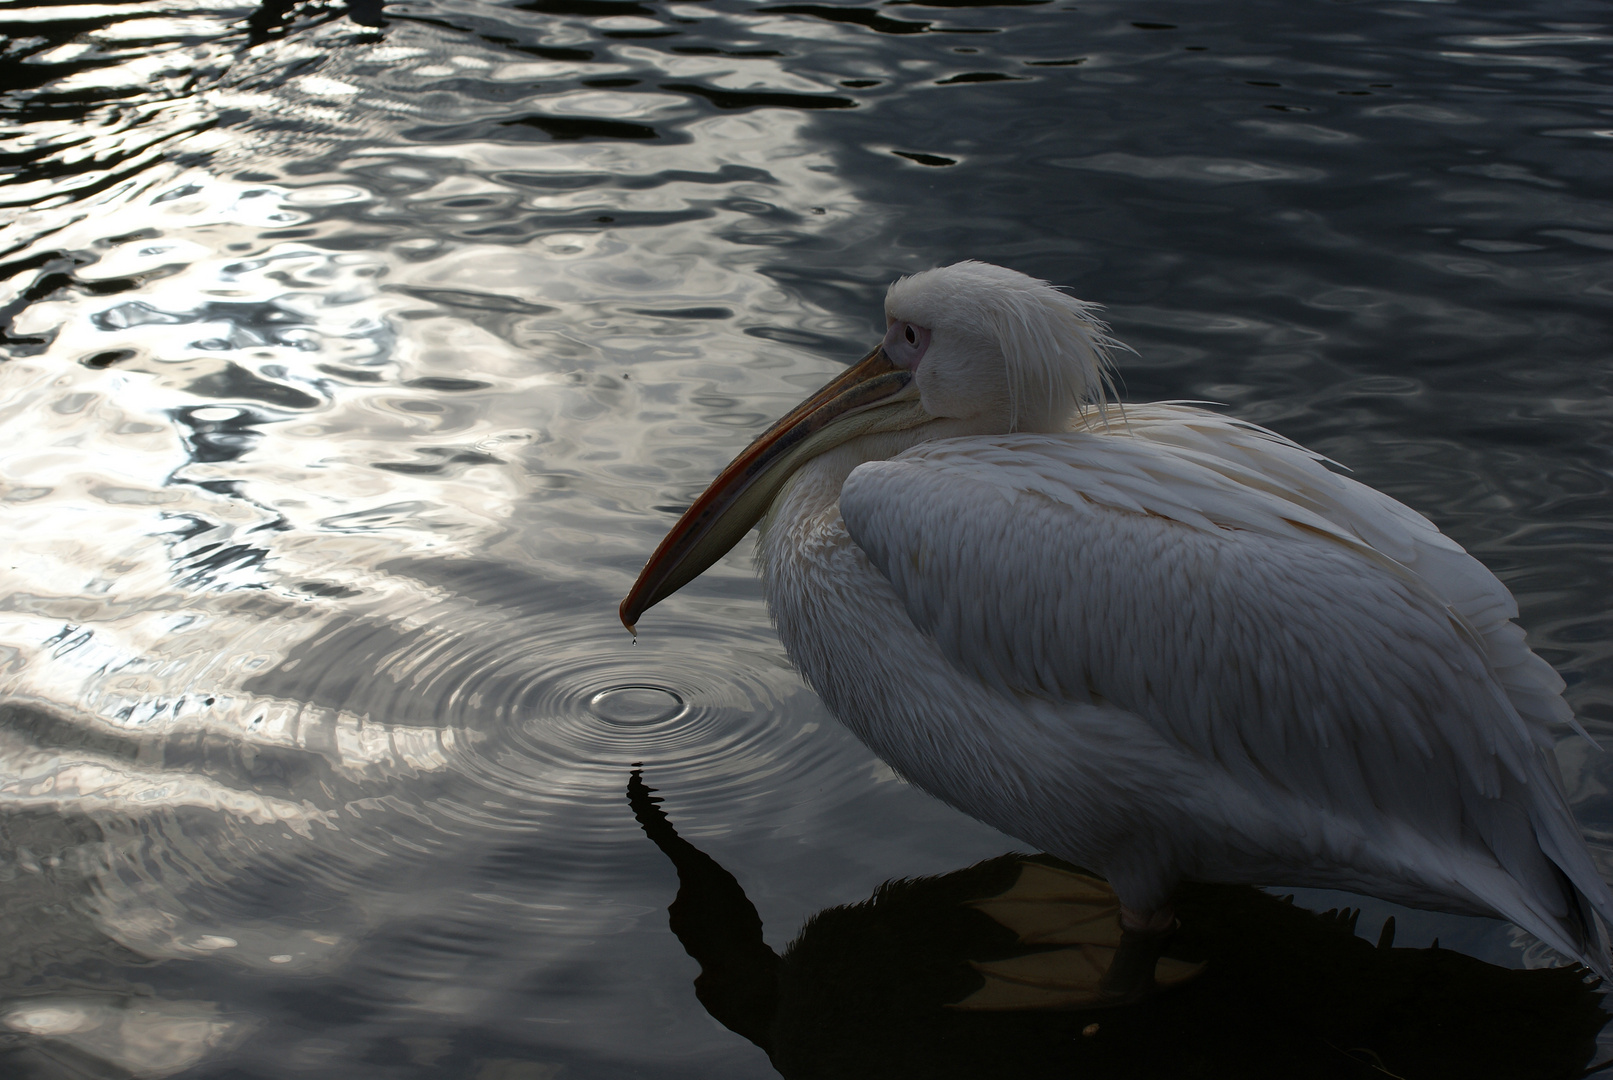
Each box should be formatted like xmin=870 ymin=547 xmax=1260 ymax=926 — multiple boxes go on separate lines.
xmin=620 ymin=260 xmax=1613 ymax=981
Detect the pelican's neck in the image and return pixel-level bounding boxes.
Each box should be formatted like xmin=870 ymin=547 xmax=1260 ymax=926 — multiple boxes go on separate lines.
xmin=757 ymin=415 xmax=1002 ymax=551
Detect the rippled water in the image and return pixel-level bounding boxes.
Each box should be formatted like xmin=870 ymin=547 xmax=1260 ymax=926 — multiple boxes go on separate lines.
xmin=1 ymin=0 xmax=1611 ymax=1074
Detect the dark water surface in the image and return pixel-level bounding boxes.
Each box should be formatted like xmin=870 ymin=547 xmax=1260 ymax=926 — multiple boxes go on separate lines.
xmin=2 ymin=0 xmax=1612 ymax=1075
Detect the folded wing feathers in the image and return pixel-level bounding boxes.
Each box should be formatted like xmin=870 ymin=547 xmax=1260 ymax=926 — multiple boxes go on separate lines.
xmin=846 ymin=441 xmax=1517 ymax=801
xmin=839 ymin=404 xmax=1611 ymax=963
xmin=1084 ymin=405 xmax=1569 ymax=736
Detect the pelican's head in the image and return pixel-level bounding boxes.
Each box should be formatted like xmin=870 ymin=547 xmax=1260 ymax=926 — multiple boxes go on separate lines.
xmin=620 ymin=261 xmax=1115 ymax=631
xmin=882 ymin=260 xmax=1114 ymax=433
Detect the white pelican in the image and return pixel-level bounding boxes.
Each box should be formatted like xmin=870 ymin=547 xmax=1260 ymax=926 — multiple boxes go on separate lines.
xmin=621 ymin=260 xmax=1613 ymax=982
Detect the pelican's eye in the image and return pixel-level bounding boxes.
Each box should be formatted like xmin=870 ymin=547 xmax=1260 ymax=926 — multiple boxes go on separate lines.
xmin=881 ymin=320 xmax=932 ymax=371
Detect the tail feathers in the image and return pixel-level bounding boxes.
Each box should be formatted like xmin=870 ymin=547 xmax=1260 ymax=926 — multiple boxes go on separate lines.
xmin=1548 ymin=859 xmax=1613 ymax=981
xmin=1464 ymin=869 xmax=1609 ymax=980
xmin=1464 ymin=764 xmax=1613 ymax=978
xmin=1544 ymin=883 xmax=1611 ymax=982
xmin=1470 ymin=820 xmax=1613 ymax=980
xmin=1570 ymin=888 xmax=1613 ymax=982
xmin=1533 ymin=800 xmax=1613 ymax=979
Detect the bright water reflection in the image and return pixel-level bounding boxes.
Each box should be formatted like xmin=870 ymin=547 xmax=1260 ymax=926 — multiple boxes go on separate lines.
xmin=1 ymin=0 xmax=1611 ymax=1074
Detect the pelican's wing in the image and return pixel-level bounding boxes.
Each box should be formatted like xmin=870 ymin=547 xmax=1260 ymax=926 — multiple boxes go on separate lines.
xmin=1083 ymin=405 xmax=1578 ymax=739
xmin=839 ymin=405 xmax=1607 ymax=946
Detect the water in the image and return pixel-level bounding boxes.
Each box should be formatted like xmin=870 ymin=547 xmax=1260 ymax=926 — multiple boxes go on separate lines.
xmin=1 ymin=0 xmax=1611 ymax=1074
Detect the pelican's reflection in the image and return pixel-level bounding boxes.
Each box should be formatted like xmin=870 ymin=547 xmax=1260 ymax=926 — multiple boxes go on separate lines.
xmin=628 ymin=771 xmax=1605 ymax=1079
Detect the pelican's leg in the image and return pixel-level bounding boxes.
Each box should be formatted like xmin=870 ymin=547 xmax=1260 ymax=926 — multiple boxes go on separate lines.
xmin=956 ymin=865 xmax=1203 ymax=1010
xmin=1098 ymin=906 xmax=1177 ymax=1003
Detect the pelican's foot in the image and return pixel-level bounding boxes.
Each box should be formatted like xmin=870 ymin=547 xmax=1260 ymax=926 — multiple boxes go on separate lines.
xmin=951 ymin=862 xmax=1204 ymax=1011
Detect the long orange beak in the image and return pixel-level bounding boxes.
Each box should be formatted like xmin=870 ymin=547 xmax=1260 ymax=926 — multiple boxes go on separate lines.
xmin=620 ymin=344 xmax=916 ymax=634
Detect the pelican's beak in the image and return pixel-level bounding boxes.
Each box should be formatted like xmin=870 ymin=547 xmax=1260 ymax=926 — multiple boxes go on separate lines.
xmin=620 ymin=344 xmax=918 ymax=633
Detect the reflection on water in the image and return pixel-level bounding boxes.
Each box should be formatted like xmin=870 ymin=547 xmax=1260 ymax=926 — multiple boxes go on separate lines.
xmin=3 ymin=996 xmax=242 ymax=1079
xmin=1 ymin=0 xmax=1611 ymax=1073
xmin=629 ymin=771 xmax=1606 ymax=1080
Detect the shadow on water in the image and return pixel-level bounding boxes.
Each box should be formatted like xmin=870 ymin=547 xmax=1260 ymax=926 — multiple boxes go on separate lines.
xmin=629 ymin=770 xmax=1608 ymax=1080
